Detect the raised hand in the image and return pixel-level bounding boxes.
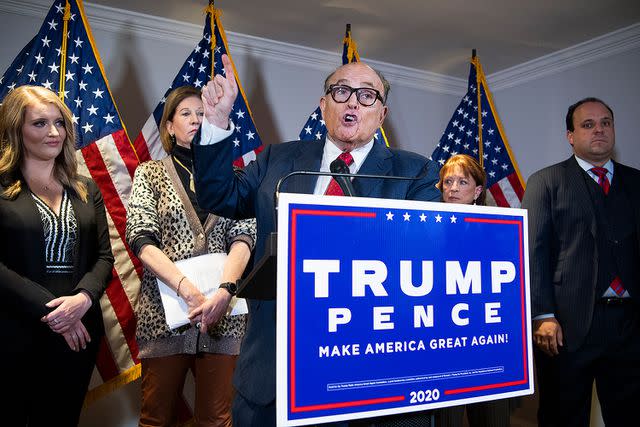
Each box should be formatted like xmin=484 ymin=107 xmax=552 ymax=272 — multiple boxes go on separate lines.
xmin=201 ymin=54 xmax=238 ymax=129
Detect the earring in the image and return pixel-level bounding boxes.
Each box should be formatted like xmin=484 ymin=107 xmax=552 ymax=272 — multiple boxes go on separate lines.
xmin=473 ymin=198 xmax=477 ymax=205
xmin=170 ymin=134 xmax=176 ymax=145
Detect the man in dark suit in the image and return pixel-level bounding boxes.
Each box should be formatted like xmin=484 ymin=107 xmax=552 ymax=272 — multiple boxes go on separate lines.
xmin=522 ymin=97 xmax=640 ymax=427
xmin=192 ymin=54 xmax=440 ymax=426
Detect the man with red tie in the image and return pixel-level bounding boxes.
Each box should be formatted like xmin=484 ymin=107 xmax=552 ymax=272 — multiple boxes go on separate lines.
xmin=192 ymin=54 xmax=441 ymax=426
xmin=522 ymin=97 xmax=640 ymax=427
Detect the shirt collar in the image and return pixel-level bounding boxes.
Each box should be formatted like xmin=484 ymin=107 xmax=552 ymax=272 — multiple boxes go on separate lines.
xmin=322 ymin=137 xmax=374 ymax=173
xmin=574 ymin=155 xmax=614 ymax=178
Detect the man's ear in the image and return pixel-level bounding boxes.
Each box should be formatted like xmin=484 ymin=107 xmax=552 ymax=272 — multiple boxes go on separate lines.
xmin=567 ymin=130 xmax=574 ymax=147
xmin=319 ymin=96 xmax=327 ymax=116
xmin=379 ymin=105 xmax=388 ymax=125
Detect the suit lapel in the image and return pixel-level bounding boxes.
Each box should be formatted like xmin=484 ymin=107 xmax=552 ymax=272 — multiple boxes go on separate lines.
xmin=566 ymin=157 xmax=597 ymax=236
xmin=289 ymin=140 xmax=324 ymax=194
xmin=354 ymin=142 xmax=393 ymax=197
xmin=15 ymin=189 xmax=48 ymax=280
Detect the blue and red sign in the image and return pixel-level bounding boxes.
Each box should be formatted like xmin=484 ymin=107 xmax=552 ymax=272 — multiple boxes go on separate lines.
xmin=276 ymin=194 xmax=533 ymax=426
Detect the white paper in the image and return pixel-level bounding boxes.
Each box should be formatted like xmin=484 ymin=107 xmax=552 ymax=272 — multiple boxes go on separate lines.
xmin=157 ymin=253 xmax=248 ymax=329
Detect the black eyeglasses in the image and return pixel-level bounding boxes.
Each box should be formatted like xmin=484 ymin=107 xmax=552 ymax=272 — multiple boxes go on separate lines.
xmin=325 ymin=84 xmax=385 ymax=107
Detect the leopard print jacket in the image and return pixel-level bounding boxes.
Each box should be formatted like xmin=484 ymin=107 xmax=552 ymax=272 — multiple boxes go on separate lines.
xmin=126 ymin=158 xmax=256 ymax=358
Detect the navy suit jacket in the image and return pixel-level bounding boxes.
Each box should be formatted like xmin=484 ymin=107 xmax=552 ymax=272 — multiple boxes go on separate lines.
xmin=522 ymin=156 xmax=640 ymax=351
xmin=193 ymin=135 xmax=441 ymax=404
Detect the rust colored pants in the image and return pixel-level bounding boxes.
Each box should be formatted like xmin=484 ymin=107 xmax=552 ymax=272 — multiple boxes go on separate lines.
xmin=139 ymin=353 xmax=237 ymax=427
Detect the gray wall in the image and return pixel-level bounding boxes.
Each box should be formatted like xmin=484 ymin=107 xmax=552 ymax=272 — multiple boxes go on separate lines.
xmin=1 ymin=2 xmax=638 ymax=426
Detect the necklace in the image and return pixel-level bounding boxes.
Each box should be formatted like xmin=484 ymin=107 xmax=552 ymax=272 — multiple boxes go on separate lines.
xmin=173 ymin=156 xmax=195 ymax=192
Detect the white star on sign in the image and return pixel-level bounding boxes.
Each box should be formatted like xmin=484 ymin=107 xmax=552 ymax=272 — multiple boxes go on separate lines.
xmin=450 ymin=215 xmax=457 ymax=223
xmin=403 ymin=212 xmax=411 ymax=221
xmin=419 ymin=213 xmax=427 ymax=222
xmin=435 ymin=214 xmax=442 ymax=223
xmin=386 ymin=211 xmax=394 ymax=221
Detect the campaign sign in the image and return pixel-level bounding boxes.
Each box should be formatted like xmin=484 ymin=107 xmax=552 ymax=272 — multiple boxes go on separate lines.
xmin=276 ymin=193 xmax=533 ymax=426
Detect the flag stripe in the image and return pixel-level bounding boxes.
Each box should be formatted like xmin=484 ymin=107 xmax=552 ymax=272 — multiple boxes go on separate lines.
xmin=81 ymin=142 xmax=129 ymax=242
xmin=489 ymin=182 xmax=509 ymax=208
xmin=507 ymin=172 xmax=525 ymax=199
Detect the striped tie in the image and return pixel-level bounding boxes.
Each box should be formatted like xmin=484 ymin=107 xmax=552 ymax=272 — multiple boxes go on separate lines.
xmin=591 ymin=167 xmax=626 ymax=296
xmin=591 ymin=167 xmax=610 ymax=195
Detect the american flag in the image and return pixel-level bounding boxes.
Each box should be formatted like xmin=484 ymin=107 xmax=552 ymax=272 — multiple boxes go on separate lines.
xmin=0 ymin=0 xmax=142 ymax=403
xmin=298 ymin=24 xmax=388 ymax=146
xmin=430 ymin=53 xmax=525 ymax=207
xmin=134 ymin=4 xmax=263 ymax=166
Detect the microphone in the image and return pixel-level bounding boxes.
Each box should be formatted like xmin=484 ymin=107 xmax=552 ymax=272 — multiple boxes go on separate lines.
xmin=329 ymin=157 xmax=355 ymax=197
xmin=273 ymin=162 xmax=432 ymax=224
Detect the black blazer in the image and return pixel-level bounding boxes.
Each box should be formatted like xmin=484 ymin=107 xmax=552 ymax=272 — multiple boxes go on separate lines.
xmin=522 ymin=156 xmax=640 ymax=351
xmin=0 ymin=177 xmax=113 ymax=351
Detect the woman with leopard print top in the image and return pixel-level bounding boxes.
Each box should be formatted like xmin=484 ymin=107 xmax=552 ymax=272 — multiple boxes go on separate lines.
xmin=126 ymin=86 xmax=256 ymax=427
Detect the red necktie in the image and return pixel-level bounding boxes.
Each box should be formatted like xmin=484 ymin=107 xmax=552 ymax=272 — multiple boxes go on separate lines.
xmin=591 ymin=167 xmax=626 ymax=296
xmin=325 ymin=152 xmax=354 ymax=196
xmin=591 ymin=167 xmax=610 ymax=195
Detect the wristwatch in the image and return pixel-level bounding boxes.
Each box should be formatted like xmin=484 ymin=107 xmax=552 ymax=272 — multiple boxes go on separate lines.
xmin=219 ymin=281 xmax=238 ymax=296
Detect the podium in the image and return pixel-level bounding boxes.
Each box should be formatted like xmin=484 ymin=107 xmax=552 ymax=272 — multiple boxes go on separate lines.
xmin=274 ymin=193 xmax=533 ymax=426
xmin=237 ymin=233 xmax=278 ymax=300
xmin=237 ymin=232 xmax=277 ymax=300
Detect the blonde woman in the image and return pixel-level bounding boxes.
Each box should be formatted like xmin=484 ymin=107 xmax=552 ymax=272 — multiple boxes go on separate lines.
xmin=0 ymin=85 xmax=113 ymax=425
